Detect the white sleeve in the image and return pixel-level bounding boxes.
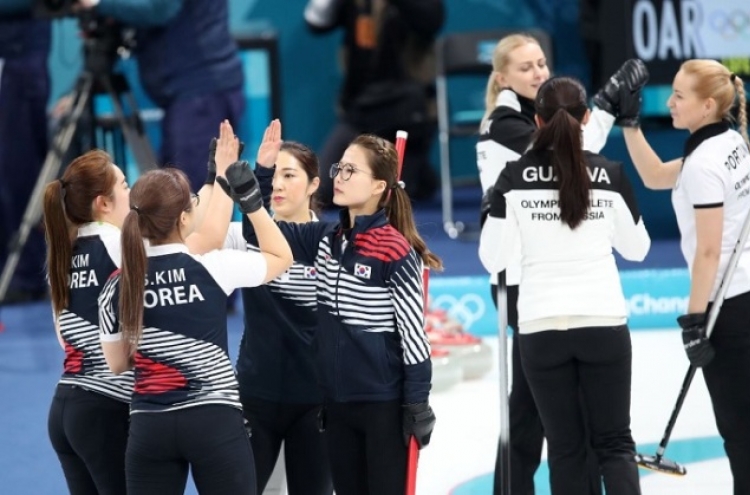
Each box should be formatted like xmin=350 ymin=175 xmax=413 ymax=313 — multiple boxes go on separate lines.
xmin=223 ymin=222 xmax=247 ymax=251
xmin=479 ymin=200 xmax=520 ymax=273
xmin=613 ymin=207 xmax=651 ymax=261
xmin=98 ymin=274 xmax=122 ymax=342
xmin=582 ymin=107 xmax=615 ymax=153
xmin=197 ymin=249 xmax=267 ymax=295
xmin=477 ymin=140 xmax=521 ymax=193
xmin=102 ymin=230 xmax=122 ymax=269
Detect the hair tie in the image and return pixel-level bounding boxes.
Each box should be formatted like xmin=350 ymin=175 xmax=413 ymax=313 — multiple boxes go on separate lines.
xmin=391 ymin=180 xmax=405 ymax=190
xmin=731 ymin=73 xmax=737 ymax=83
xmin=130 ymin=205 xmax=141 ymax=215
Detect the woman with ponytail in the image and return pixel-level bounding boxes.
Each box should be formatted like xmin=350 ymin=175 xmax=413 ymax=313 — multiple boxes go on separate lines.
xmin=44 ymin=149 xmax=133 ymax=495
xmin=231 ymin=129 xmax=441 ymax=495
xmin=620 ymin=59 xmax=750 ymax=493
xmin=479 ymin=76 xmax=651 ymax=495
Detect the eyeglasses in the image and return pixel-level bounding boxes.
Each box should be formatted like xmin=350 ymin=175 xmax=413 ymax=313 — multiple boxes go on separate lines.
xmin=329 ymin=162 xmax=374 ymax=182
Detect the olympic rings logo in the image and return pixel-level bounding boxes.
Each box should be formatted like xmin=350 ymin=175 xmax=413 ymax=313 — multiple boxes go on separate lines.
xmin=431 ymin=294 xmax=486 ymax=329
xmin=709 ymin=9 xmax=750 ymax=40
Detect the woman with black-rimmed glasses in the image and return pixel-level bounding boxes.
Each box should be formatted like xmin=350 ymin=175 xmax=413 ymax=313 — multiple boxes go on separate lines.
xmin=230 ymin=131 xmax=441 ymax=495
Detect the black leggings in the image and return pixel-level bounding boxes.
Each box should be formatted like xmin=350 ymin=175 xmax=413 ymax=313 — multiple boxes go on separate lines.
xmin=520 ymin=326 xmax=640 ymax=495
xmin=48 ymin=384 xmax=129 ymax=495
xmin=241 ymin=396 xmax=332 ymax=495
xmin=126 ymin=405 xmax=256 ymax=495
xmin=491 ymin=282 xmax=601 ymax=495
xmin=324 ymin=401 xmax=407 ymax=495
xmin=703 ymin=290 xmax=750 ymax=495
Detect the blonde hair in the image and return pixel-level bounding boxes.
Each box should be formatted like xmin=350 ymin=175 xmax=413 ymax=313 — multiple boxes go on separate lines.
xmin=481 ymin=33 xmax=541 ymax=126
xmin=680 ymin=59 xmax=748 ymax=145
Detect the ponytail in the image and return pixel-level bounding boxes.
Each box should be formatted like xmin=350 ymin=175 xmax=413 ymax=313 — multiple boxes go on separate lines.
xmin=385 ymin=187 xmax=443 ymax=270
xmin=734 ymin=75 xmax=748 ymax=146
xmin=119 ymin=209 xmax=147 ymax=353
xmin=532 ymin=107 xmax=590 ymax=229
xmin=481 ymin=73 xmax=501 ymax=129
xmin=43 ymin=180 xmax=74 ymax=316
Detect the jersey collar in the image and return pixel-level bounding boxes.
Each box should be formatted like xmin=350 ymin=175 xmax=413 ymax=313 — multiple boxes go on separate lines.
xmin=684 ymin=120 xmax=730 ymax=158
xmin=78 ymin=221 xmax=120 ymax=238
xmin=146 ymin=243 xmax=190 ymax=256
xmin=496 ymin=89 xmax=536 ymax=122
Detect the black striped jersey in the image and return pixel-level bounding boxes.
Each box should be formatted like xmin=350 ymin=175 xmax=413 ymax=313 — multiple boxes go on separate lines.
xmin=673 ymin=121 xmax=750 ymax=300
xmin=271 ymin=209 xmax=431 ymax=404
xmin=224 ymin=220 xmax=322 ymax=404
xmin=98 ymin=244 xmax=268 ymax=413
xmin=57 ymin=222 xmax=134 ymax=403
xmin=476 ymin=89 xmax=615 ymax=285
xmin=479 ymin=150 xmax=651 ymax=332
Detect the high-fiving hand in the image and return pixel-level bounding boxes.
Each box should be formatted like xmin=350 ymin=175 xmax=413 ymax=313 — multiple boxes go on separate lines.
xmin=256 ymin=119 xmax=283 ymax=169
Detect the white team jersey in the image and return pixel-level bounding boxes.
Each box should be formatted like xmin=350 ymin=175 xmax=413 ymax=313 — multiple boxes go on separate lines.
xmin=480 ymin=150 xmax=651 ymax=332
xmin=476 ymin=89 xmax=615 ymax=285
xmin=672 ymin=125 xmax=750 ymax=300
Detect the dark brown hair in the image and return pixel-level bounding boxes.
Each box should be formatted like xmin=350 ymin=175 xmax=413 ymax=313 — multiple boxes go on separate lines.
xmin=532 ymin=77 xmax=590 ymax=229
xmin=351 ymin=134 xmax=443 ymax=270
xmin=43 ymin=150 xmax=117 ymax=316
xmin=280 ymin=141 xmax=321 ymax=215
xmin=119 ymin=168 xmax=193 ymax=350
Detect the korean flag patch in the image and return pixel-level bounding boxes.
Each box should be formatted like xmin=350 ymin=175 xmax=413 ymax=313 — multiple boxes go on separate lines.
xmin=303 ymin=266 xmax=318 ymax=280
xmin=354 ymin=263 xmax=371 ymax=279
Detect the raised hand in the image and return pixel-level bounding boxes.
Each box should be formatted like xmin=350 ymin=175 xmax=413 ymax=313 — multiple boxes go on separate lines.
xmin=215 ymin=120 xmax=240 ymax=178
xmin=256 ymin=119 xmax=283 ymax=168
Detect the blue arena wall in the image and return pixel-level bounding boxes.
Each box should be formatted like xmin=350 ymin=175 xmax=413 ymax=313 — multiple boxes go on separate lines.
xmin=431 ymin=268 xmax=690 ymax=336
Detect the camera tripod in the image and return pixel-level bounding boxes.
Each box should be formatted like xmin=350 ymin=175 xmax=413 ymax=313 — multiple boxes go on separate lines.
xmin=0 ymin=21 xmax=157 ymax=305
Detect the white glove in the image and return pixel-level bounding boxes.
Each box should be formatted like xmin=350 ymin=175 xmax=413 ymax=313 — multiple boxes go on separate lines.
xmin=304 ymin=0 xmax=344 ymax=28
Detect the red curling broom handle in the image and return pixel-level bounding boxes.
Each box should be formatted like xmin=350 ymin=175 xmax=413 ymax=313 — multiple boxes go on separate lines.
xmin=399 ymin=128 xmax=422 ymax=495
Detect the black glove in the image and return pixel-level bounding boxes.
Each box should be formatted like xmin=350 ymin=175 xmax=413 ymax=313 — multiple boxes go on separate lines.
xmin=616 ymin=85 xmax=642 ymax=128
xmin=678 ymin=313 xmax=715 ymax=367
xmin=402 ymin=402 xmax=436 ymax=449
xmin=206 ymin=137 xmax=245 ymax=186
xmin=592 ymin=59 xmax=649 ymax=115
xmin=216 ymin=160 xmax=263 ymax=214
xmin=205 ymin=138 xmax=218 ymax=185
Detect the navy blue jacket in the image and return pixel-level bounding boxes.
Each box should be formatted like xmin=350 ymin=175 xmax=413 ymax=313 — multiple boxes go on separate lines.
xmin=95 ymin=0 xmax=243 ymax=107
xmin=0 ymin=1 xmax=50 ymax=58
xmin=270 ymin=209 xmax=432 ymax=404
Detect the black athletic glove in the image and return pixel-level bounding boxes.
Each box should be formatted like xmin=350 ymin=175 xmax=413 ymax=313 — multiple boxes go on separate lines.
xmin=677 ymin=313 xmax=715 ymax=367
xmin=205 ymin=138 xmax=218 ymax=185
xmin=216 ymin=160 xmax=263 ymax=214
xmin=616 ymin=85 xmax=643 ymax=128
xmin=592 ymin=59 xmax=649 ymax=116
xmin=402 ymin=402 xmax=436 ymax=449
xmin=206 ymin=137 xmax=245 ymax=186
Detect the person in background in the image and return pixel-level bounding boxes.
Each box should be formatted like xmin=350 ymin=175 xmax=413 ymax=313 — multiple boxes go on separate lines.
xmin=74 ymin=0 xmax=245 ymax=192
xmin=228 ymin=131 xmax=440 ymax=494
xmin=225 ymin=120 xmax=333 ymax=494
xmin=480 ymin=76 xmax=650 ymax=495
xmin=620 ymin=58 xmax=750 ymax=495
xmin=476 ymin=32 xmax=649 ymax=495
xmin=304 ymin=0 xmax=445 ymax=205
xmin=0 ymin=0 xmax=50 ymax=302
